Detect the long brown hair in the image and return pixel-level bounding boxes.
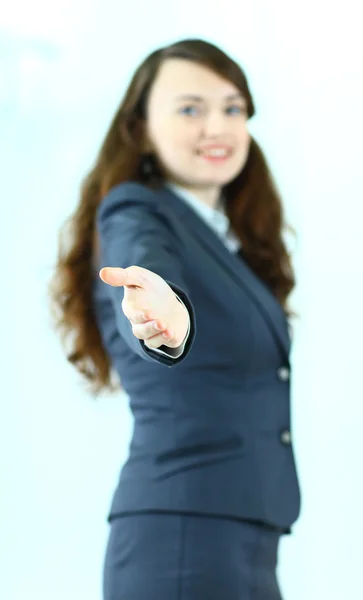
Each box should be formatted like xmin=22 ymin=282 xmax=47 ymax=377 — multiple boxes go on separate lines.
xmin=48 ymin=38 xmax=296 ymax=396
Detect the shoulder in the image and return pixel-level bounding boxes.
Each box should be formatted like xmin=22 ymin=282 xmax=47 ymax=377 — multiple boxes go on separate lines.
xmin=108 ymin=181 xmax=155 ymax=198
xmin=96 ymin=181 xmax=173 ymax=232
xmin=98 ymin=182 xmax=162 ymax=212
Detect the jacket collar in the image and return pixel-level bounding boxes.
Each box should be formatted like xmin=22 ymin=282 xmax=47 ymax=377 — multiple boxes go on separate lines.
xmin=159 ymin=185 xmax=291 ymax=363
xmin=164 ymin=183 xmax=241 ymax=253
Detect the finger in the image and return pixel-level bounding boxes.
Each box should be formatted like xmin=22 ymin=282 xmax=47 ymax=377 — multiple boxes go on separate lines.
xmin=144 ymin=329 xmax=176 ymax=349
xmin=99 ymin=266 xmax=145 ymax=288
xmin=128 ymin=310 xmax=152 ymax=325
xmin=132 ymin=319 xmax=167 ymax=340
xmin=99 ymin=267 xmax=128 ymax=287
xmin=120 ymin=294 xmax=153 ymax=323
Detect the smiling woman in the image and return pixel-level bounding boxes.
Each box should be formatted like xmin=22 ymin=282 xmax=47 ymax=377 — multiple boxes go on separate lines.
xmin=143 ymin=59 xmax=251 ymax=201
xmin=48 ymin=37 xmax=299 ymax=600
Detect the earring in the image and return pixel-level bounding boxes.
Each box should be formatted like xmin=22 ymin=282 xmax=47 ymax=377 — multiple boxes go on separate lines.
xmin=141 ymin=153 xmax=154 ymax=176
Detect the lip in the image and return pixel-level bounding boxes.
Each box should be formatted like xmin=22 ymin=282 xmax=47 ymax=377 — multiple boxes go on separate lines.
xmin=197 ymin=146 xmax=233 ymax=163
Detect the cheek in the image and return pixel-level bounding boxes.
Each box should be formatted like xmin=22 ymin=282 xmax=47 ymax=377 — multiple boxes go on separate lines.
xmin=156 ymin=124 xmax=197 ymax=160
xmin=227 ymin=135 xmax=250 ymax=175
xmin=234 ymin=131 xmax=250 ymax=158
xmin=169 ymin=122 xmax=198 ymax=146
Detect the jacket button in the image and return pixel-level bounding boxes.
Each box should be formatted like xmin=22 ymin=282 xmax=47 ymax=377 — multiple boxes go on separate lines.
xmin=277 ymin=366 xmax=290 ymax=381
xmin=280 ymin=430 xmax=292 ymax=445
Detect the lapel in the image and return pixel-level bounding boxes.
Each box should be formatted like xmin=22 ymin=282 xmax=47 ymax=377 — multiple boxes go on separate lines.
xmin=158 ymin=187 xmax=291 ymax=363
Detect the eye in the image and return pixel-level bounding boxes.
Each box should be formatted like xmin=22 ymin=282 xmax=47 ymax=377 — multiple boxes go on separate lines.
xmin=226 ymin=105 xmax=247 ymax=115
xmin=179 ymin=105 xmax=199 ymax=116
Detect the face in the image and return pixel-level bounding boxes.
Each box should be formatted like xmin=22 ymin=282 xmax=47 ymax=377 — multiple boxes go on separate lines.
xmin=144 ymin=58 xmax=251 ymax=207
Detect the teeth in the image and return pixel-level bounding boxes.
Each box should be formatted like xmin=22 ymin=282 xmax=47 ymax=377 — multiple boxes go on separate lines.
xmin=202 ymin=148 xmax=229 ymax=157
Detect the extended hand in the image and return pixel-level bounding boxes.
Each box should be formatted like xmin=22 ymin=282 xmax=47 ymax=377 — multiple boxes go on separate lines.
xmin=99 ymin=266 xmax=189 ymax=350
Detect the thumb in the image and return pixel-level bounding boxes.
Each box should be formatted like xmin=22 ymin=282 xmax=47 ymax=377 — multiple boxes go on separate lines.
xmin=99 ymin=266 xmax=147 ymax=288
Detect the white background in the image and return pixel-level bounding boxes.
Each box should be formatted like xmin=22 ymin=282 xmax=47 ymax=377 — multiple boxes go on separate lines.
xmin=1 ymin=1 xmax=362 ymax=598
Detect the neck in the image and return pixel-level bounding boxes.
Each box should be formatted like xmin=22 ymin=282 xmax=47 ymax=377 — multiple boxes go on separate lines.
xmin=168 ymin=182 xmax=221 ymax=209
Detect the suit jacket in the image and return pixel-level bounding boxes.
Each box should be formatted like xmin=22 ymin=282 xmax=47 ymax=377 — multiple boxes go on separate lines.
xmin=93 ymin=182 xmax=301 ymax=531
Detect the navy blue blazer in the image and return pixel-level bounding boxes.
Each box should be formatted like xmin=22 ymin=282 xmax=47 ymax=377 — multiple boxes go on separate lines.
xmin=93 ymin=182 xmax=301 ymax=532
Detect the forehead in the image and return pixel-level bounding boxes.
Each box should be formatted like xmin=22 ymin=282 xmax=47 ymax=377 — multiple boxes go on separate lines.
xmin=149 ymin=58 xmax=241 ymax=100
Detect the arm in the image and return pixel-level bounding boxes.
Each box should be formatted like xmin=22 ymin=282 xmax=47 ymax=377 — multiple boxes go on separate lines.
xmin=96 ymin=183 xmax=196 ymax=366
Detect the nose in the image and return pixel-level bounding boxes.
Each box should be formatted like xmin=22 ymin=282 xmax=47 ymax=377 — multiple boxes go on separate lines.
xmin=202 ymin=110 xmax=227 ymax=137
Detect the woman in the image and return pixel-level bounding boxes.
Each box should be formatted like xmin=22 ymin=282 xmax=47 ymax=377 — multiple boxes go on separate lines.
xmin=49 ymin=38 xmax=301 ymax=599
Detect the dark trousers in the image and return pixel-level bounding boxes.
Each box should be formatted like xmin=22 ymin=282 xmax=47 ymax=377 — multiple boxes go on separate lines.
xmin=103 ymin=512 xmax=284 ymax=600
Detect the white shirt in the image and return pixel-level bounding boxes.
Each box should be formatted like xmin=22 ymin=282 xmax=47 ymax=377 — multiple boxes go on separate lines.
xmin=147 ymin=183 xmax=241 ymax=359
xmin=166 ymin=183 xmax=241 ymax=253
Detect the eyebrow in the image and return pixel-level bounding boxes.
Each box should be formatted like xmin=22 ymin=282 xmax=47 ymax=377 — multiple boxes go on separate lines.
xmin=174 ymin=93 xmax=246 ymax=103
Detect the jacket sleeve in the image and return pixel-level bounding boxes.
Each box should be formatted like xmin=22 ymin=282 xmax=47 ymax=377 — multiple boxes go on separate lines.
xmin=95 ymin=183 xmax=196 ymax=366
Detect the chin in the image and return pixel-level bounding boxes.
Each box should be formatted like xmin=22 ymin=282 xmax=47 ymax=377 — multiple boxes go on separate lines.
xmin=202 ymin=164 xmax=243 ymax=185
xmin=201 ymin=173 xmax=239 ymax=187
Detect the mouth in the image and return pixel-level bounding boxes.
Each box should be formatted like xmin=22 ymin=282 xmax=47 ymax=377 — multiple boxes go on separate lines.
xmin=196 ymin=146 xmax=233 ymax=163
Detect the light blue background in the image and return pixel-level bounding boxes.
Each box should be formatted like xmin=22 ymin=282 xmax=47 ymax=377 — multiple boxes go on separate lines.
xmin=1 ymin=1 xmax=362 ymax=598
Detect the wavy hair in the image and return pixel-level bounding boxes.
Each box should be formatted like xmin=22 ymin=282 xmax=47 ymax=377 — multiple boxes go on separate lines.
xmin=48 ymin=38 xmax=296 ymax=395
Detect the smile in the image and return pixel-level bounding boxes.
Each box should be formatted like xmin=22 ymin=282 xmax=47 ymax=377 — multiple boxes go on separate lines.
xmin=197 ymin=147 xmax=232 ymax=162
